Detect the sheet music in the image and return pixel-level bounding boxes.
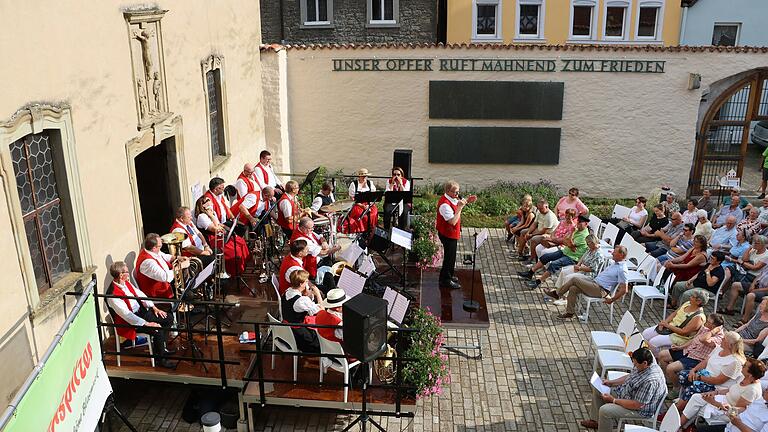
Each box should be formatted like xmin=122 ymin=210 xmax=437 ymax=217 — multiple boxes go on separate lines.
xmin=194 ymin=261 xmax=215 ymax=289
xmin=475 ymin=228 xmax=489 ymax=250
xmin=589 ymin=372 xmax=611 ymax=395
xmin=225 ymin=215 xmax=238 ymax=243
xmin=358 ymin=254 xmax=376 ymax=277
xmin=338 ymin=267 xmax=366 ymax=297
xmin=339 ymin=241 xmax=364 ymax=265
xmin=390 ymin=227 xmax=413 ymax=250
xmin=383 ymin=287 xmax=410 ymax=325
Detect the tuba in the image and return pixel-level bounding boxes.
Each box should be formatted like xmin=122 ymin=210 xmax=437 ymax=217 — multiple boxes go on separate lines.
xmin=161 ymin=232 xmax=203 ymax=300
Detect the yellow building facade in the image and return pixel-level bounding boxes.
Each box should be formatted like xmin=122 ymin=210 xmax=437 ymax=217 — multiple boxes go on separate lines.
xmin=448 ymin=0 xmax=682 ymax=46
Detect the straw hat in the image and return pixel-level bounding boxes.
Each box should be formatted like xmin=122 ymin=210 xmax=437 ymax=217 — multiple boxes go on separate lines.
xmin=320 ymin=289 xmax=351 ymax=309
xmin=355 ymin=168 xmax=370 ymax=176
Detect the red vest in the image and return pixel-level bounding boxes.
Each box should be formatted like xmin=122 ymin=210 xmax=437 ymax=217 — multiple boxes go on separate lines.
xmin=237 ymin=173 xmax=259 ymax=196
xmin=276 ymin=194 xmax=299 ymax=230
xmin=278 ymin=255 xmax=304 ymax=295
xmin=316 ymin=310 xmax=343 ymax=343
xmin=135 ymin=249 xmax=173 ymax=299
xmin=232 ymin=191 xmax=261 ymax=224
xmin=109 ymin=281 xmax=141 ymax=341
xmin=436 ymin=195 xmax=461 ymax=240
xmin=290 ymin=230 xmax=321 ymax=278
xmin=170 ymin=220 xmax=198 ymax=257
xmin=204 ymin=190 xmax=228 ymax=222
xmin=256 ymin=164 xmax=271 ymax=186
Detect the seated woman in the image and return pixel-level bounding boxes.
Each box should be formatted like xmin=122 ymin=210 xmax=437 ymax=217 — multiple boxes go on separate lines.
xmin=669 ymin=251 xmax=726 ymax=309
xmin=682 ymin=199 xmax=701 ymax=225
xmin=105 ymin=261 xmax=176 ymax=369
xmin=720 ymin=235 xmax=768 ymax=316
xmin=679 ymin=358 xmax=765 ymax=428
xmin=194 ymin=195 xmax=249 ymax=276
xmin=342 ymin=168 xmax=378 ymax=234
xmin=505 ymin=194 xmax=532 ymax=242
xmin=656 ymin=223 xmax=696 ymax=263
xmin=281 ymin=270 xmax=324 ymax=353
xmin=529 ymin=208 xmax=576 ymax=263
xmin=734 ymin=272 xmax=768 ymax=328
xmin=615 ymin=196 xmax=648 ymax=234
xmin=632 ymin=203 xmax=669 ymax=243
xmin=642 ymin=291 xmax=707 ymax=353
xmin=663 ymin=235 xmax=709 ymax=283
xmin=694 ymin=209 xmax=714 ymax=240
xmin=509 ymin=201 xmax=536 ymax=254
xmin=737 ymin=208 xmax=764 ymax=240
xmin=719 ymin=384 xmax=768 ymax=432
xmin=675 ymin=331 xmax=746 ymax=413
xmin=734 ymin=298 xmax=768 ymax=357
xmin=657 ymin=313 xmax=724 ymax=399
xmin=554 ymin=187 xmax=588 ymax=220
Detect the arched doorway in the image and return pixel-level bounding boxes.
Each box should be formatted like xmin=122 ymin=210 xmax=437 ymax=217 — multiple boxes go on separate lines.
xmin=689 ymin=69 xmax=768 ymax=196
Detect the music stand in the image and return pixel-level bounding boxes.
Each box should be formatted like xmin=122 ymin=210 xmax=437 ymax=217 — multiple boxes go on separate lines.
xmin=355 ymin=191 xmax=385 ymax=241
xmin=174 ymin=267 xmax=210 ymax=371
xmin=463 ymin=229 xmax=489 ymax=313
xmin=383 ymin=190 xmax=413 ymax=230
xmin=299 ymin=166 xmax=321 ymax=197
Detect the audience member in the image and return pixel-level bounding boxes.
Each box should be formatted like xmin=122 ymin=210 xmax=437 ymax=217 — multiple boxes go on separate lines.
xmin=641 ymin=291 xmax=706 ymax=353
xmin=711 ymin=216 xmax=740 ymax=252
xmin=662 ymin=192 xmax=681 ymax=216
xmin=554 ymin=187 xmax=589 ymax=220
xmin=737 ymin=207 xmax=763 ymax=239
xmin=508 ymin=200 xmax=536 ymax=247
xmin=663 ymin=234 xmax=709 ymax=282
xmin=669 ymin=251 xmax=726 ymax=308
xmin=720 ymin=384 xmax=768 ymax=432
xmin=519 ymin=214 xmax=589 ymax=289
xmin=714 ymin=196 xmax=746 ymax=228
xmin=721 ymin=235 xmax=768 ymax=315
xmin=656 ymin=222 xmax=695 ymax=262
xmin=643 ymin=212 xmax=685 ymax=256
xmin=734 ymin=298 xmax=768 ymax=356
xmin=631 ymin=204 xmax=668 ymax=243
xmin=735 ymin=272 xmax=768 ymax=328
xmin=527 ymin=208 xmax=576 ymax=263
xmin=516 ymin=199 xmax=558 ymax=260
xmin=697 ymin=189 xmax=715 ymax=215
xmin=694 ymin=209 xmax=714 ymax=240
xmin=683 ymin=199 xmax=700 ymax=224
xmin=723 ymin=187 xmax=752 ymax=210
xmin=505 ymin=194 xmax=532 ymax=241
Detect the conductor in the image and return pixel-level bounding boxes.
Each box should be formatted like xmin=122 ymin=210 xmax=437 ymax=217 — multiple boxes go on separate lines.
xmin=436 ymin=181 xmax=476 ymax=289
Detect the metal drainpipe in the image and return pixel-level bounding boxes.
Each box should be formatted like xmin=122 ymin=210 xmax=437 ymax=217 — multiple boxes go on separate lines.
xmin=279 ymin=0 xmax=286 ymax=43
xmin=680 ymin=6 xmax=688 ymax=45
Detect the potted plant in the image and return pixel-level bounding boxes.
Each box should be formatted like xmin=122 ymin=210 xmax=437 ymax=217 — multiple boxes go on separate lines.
xmin=410 ymin=215 xmax=442 ymax=269
xmin=401 ymin=307 xmax=449 ymax=399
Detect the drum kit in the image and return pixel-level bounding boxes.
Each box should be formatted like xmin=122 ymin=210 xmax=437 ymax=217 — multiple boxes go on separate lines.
xmin=313 ymin=199 xmax=358 ymax=261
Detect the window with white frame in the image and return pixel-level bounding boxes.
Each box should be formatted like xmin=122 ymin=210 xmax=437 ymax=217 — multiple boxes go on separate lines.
xmin=517 ymin=0 xmax=544 ymax=39
xmin=368 ymin=0 xmax=398 ymax=25
xmin=302 ymin=0 xmax=332 ymax=26
xmin=472 ymin=0 xmax=502 ymax=41
xmin=635 ymin=1 xmax=663 ymax=40
xmin=569 ymin=0 xmax=596 ymax=39
xmin=712 ymin=23 xmax=740 ymax=46
xmin=603 ymin=1 xmax=629 ymax=40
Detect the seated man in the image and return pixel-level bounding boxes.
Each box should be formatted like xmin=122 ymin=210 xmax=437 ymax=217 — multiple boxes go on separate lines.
xmin=710 ymin=215 xmax=739 ymax=253
xmin=696 ymin=189 xmax=715 ymax=215
xmin=170 ymin=206 xmax=214 ymax=267
xmin=135 ymin=233 xmax=188 ymax=299
xmin=517 ymin=199 xmax=558 ymax=261
xmin=713 ymin=196 xmax=745 ymax=229
xmin=669 ymin=251 xmax=726 ymax=309
xmin=644 ymin=212 xmax=684 ymax=255
xmin=720 ymin=235 xmax=768 ymax=316
xmin=579 ymin=347 xmax=667 ymax=431
xmin=527 ymin=208 xmax=576 ymax=263
xmin=234 ymin=163 xmax=260 ymax=199
xmin=545 ymin=246 xmax=630 ymax=321
xmin=106 ymin=261 xmax=176 ymax=368
xmin=276 ymin=180 xmax=301 ymax=238
xmin=694 ymin=209 xmax=714 ymax=240
xmin=723 ymin=187 xmax=752 ymax=210
xmin=282 ymin=270 xmax=324 ymax=353
xmin=291 ymin=217 xmax=340 ymax=292
xmin=315 ymin=289 xmax=350 ymax=343
xmin=278 ymin=239 xmax=309 ymax=296
xmin=518 ymin=214 xmax=589 ymax=289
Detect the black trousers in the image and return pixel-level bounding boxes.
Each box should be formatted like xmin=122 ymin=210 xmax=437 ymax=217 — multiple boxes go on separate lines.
xmin=439 ymin=233 xmax=457 ymax=283
xmin=136 ymin=307 xmax=174 ymax=356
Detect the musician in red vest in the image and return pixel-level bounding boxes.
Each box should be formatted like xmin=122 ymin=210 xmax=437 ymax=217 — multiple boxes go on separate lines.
xmin=194 ymin=195 xmax=248 ymax=276
xmin=256 ymin=150 xmax=283 ymax=192
xmin=278 ymin=239 xmax=309 ymax=295
xmin=290 ymin=217 xmax=340 ymax=291
xmin=234 ymin=163 xmax=260 ymax=199
xmin=171 ymin=206 xmax=214 ymax=267
xmin=277 ymin=180 xmax=301 ymax=238
xmin=204 ymin=177 xmax=235 ymax=224
xmin=135 ymin=233 xmax=188 ymax=299
xmin=436 ymin=181 xmax=477 ymax=289
xmin=106 ymin=261 xmax=176 ymax=368
xmin=315 ymin=289 xmax=350 ymax=343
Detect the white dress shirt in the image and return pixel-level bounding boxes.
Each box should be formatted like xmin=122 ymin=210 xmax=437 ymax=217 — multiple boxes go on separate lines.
xmin=385 ymin=178 xmax=410 ymax=192
xmin=107 ymin=282 xmax=154 ymax=326
xmin=311 ymin=193 xmax=335 ymax=212
xmin=256 ymin=163 xmax=280 ymax=188
xmin=297 ymin=231 xmax=323 ymax=257
xmin=285 ymin=288 xmax=320 ymax=315
xmin=208 ymin=192 xmax=229 ymax=223
xmin=439 ymin=194 xmax=459 ymax=221
xmin=239 ymin=192 xmax=260 ymax=215
xmin=348 ymin=180 xmax=375 ymax=200
xmin=234 ymin=176 xmax=259 ymax=199
xmin=197 ymin=213 xmax=215 ymax=232
xmin=172 ymin=220 xmax=205 ymax=250
xmin=279 ymin=194 xmax=296 ymax=218
xmin=139 ymin=250 xmax=174 ymax=282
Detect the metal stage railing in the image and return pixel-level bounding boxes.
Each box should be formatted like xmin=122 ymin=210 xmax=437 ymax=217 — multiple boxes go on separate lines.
xmin=65 ymin=285 xmax=243 ymax=389
xmin=239 ymin=319 xmax=418 ymax=419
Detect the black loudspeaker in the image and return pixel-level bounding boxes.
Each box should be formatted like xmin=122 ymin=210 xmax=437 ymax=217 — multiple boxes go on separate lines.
xmin=342 ymin=294 xmax=388 ymax=363
xmin=393 ymin=149 xmax=413 ymax=180
xmin=369 ymin=227 xmax=390 ymax=254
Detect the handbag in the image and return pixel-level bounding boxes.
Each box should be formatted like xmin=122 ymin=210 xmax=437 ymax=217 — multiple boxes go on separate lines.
xmin=655 ymin=309 xmax=703 ymax=335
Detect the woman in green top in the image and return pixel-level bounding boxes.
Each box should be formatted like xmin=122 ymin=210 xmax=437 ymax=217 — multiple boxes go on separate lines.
xmin=521 ymin=215 xmax=590 ymax=289
xmin=641 ymin=291 xmax=708 ymax=353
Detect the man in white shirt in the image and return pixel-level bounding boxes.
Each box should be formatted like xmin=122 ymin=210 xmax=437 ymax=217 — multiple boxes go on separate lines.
xmin=171 ymin=206 xmax=214 ymax=267
xmin=135 ymin=233 xmax=189 ymax=299
xmin=107 ymin=261 xmax=176 ymax=368
xmin=234 ymin=163 xmax=260 ymax=199
xmin=436 ymin=181 xmax=476 ymax=289
xmin=517 ymin=199 xmax=558 ymax=262
xmin=255 ymin=150 xmax=282 ymax=191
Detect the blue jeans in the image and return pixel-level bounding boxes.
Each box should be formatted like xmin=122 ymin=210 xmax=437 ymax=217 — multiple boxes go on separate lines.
xmin=540 ymin=250 xmax=577 ymax=274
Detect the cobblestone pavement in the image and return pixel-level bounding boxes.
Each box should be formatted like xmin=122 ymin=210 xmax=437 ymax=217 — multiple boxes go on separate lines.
xmin=111 ymin=228 xmax=721 ymax=431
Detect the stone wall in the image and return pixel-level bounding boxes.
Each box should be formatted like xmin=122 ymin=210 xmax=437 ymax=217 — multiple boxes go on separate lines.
xmin=261 ymin=44 xmax=768 ymax=197
xmin=261 ymin=0 xmax=436 ymax=44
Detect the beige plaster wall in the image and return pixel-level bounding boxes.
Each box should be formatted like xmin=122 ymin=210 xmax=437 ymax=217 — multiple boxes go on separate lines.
xmin=266 ymin=46 xmax=768 ymax=196
xmin=0 ymin=1 xmax=265 ymax=359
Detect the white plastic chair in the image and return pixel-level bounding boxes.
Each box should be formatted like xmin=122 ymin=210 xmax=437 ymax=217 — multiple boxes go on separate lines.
xmin=601 ymin=224 xmax=621 ymax=248
xmin=318 ymin=337 xmax=371 ymax=403
xmin=578 ymin=261 xmax=617 ymax=324
xmin=268 ymin=313 xmax=298 ymax=382
xmin=621 ymin=396 xmax=677 ymax=431
xmin=107 ymin=314 xmax=155 ymax=368
xmin=626 ymin=256 xmax=658 ymax=286
xmin=590 ymin=311 xmax=636 ymax=354
xmin=711 ymin=270 xmax=730 ymax=314
xmin=594 ymin=332 xmax=644 ymax=378
xmin=612 ymin=204 xmax=632 ymax=220
xmin=589 ymin=214 xmax=605 ymax=237
xmin=271 ymin=274 xmax=282 ymax=321
xmin=634 ymin=274 xmax=677 ymax=322
xmin=628 ymin=266 xmax=666 ymax=310
xmin=622 ymin=238 xmax=649 ymax=271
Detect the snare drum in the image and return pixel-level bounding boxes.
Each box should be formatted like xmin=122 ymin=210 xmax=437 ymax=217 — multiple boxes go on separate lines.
xmin=313 ymin=218 xmax=331 ymax=241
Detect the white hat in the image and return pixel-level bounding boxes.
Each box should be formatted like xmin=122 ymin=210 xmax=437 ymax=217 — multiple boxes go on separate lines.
xmin=320 ymin=289 xmax=350 ymax=309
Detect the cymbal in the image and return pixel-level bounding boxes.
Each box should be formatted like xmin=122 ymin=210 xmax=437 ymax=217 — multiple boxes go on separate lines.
xmin=320 ymin=200 xmax=354 ymax=213
xmin=161 ymin=232 xmax=186 ymax=244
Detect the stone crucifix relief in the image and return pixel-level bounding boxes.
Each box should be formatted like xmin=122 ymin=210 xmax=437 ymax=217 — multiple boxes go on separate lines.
xmin=132 ymin=26 xmax=156 ymax=81
xmin=124 ymin=9 xmax=169 ymax=128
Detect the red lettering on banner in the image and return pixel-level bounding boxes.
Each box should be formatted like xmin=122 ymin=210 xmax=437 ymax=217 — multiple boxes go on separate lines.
xmin=47 ymin=342 xmax=94 ymax=432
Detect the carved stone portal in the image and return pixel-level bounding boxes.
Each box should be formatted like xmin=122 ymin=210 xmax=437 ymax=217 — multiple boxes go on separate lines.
xmin=124 ymin=8 xmax=170 ymax=130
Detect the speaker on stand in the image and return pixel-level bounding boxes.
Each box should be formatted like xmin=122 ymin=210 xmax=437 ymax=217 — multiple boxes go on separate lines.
xmin=392 ymin=149 xmax=412 ymax=180
xmin=341 ymin=294 xmax=388 ymax=432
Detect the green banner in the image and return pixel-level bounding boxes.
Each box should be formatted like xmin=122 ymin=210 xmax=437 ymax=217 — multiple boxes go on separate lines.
xmin=2 ymin=291 xmax=112 ymax=432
